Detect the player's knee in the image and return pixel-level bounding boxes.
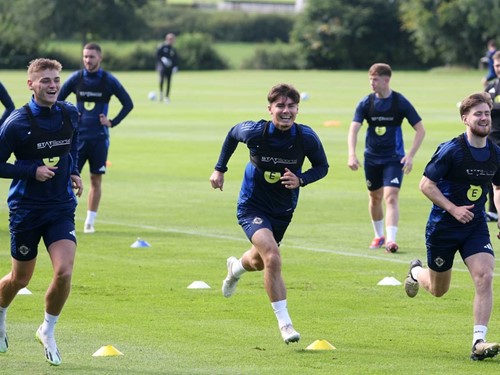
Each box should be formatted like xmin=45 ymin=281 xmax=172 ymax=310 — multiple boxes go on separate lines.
xmin=430 ymin=285 xmax=449 ymax=297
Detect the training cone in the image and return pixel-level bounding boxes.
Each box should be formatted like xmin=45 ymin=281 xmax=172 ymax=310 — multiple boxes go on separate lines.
xmin=17 ymin=287 xmax=32 ymax=295
xmin=377 ymin=276 xmax=402 ymax=286
xmin=92 ymin=345 xmax=124 ymax=357
xmin=130 ymin=238 xmax=151 ymax=248
xmin=305 ymin=339 xmax=336 ymax=350
xmin=187 ymin=281 xmax=211 ymax=289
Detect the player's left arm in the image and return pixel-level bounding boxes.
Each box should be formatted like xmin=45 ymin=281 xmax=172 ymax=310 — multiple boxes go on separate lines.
xmin=401 ymin=121 xmax=425 ymax=174
xmin=299 ymin=126 xmax=329 ymax=186
xmin=67 ymin=104 xmax=80 ymax=176
xmin=105 ymin=74 xmax=134 ymax=127
xmin=400 ymin=96 xmax=425 ymax=174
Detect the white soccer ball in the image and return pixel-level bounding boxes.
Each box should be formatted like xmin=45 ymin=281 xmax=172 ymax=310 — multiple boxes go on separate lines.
xmin=148 ymin=91 xmax=157 ymax=101
xmin=300 ymin=92 xmax=310 ymax=101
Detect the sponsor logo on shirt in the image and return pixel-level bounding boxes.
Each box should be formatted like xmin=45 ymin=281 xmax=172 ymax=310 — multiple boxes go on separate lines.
xmin=37 ymin=139 xmax=71 ymax=149
xmin=261 ymin=156 xmax=297 ymax=165
xmin=78 ymin=91 xmax=103 ymax=98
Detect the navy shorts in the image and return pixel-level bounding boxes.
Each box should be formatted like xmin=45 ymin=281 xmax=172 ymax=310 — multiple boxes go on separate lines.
xmin=78 ymin=138 xmax=109 ymax=175
xmin=364 ymin=159 xmax=403 ymax=191
xmin=237 ymin=209 xmax=293 ymax=245
xmin=425 ymin=221 xmax=494 ymax=272
xmin=9 ymin=206 xmax=76 ymax=261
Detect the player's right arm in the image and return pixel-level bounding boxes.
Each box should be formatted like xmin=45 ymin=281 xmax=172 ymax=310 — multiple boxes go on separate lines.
xmin=347 ymin=121 xmax=362 ymax=170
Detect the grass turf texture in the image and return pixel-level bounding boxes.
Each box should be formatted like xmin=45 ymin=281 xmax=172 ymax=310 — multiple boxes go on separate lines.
xmin=0 ymin=69 xmax=499 ymax=374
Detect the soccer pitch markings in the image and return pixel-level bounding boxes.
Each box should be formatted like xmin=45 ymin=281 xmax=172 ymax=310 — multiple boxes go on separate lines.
xmin=95 ymin=219 xmax=500 ymax=276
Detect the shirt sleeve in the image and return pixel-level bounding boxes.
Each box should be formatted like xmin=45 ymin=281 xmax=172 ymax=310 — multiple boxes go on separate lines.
xmin=299 ymin=125 xmax=329 ymax=185
xmin=0 ymin=83 xmax=15 ymax=126
xmin=106 ymin=73 xmax=134 ymax=127
xmin=423 ymin=141 xmax=454 ymax=182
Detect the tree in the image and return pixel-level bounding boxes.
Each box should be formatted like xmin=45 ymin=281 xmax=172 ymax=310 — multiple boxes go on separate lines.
xmin=0 ymin=0 xmax=55 ymax=67
xmin=49 ymin=0 xmax=149 ymax=44
xmin=399 ymin=0 xmax=500 ymax=67
xmin=291 ymin=0 xmax=418 ymax=70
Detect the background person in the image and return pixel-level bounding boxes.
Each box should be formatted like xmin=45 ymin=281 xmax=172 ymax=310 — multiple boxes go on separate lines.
xmin=482 ymin=39 xmax=497 ymax=88
xmin=210 ymin=83 xmax=329 ymax=344
xmin=58 ymin=42 xmax=133 ymax=234
xmin=347 ymin=63 xmax=425 ymax=253
xmin=0 ymin=58 xmax=82 ymax=366
xmin=405 ymin=92 xmax=500 ymax=361
xmin=0 ymin=82 xmax=15 ymax=126
xmin=156 ymin=33 xmax=179 ymax=103
xmin=484 ymin=50 xmax=500 ymax=221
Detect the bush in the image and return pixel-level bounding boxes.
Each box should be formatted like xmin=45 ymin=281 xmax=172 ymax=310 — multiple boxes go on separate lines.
xmin=144 ymin=6 xmax=294 ymax=43
xmin=176 ymin=33 xmax=228 ymax=70
xmin=36 ymin=33 xmax=228 ymax=71
xmin=241 ymin=44 xmax=304 ymax=70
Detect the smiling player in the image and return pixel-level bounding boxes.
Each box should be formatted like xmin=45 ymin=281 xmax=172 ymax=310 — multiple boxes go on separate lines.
xmin=209 ymin=83 xmax=329 ymax=344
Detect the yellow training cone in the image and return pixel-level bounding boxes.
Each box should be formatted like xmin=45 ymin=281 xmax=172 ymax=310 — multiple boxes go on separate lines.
xmin=92 ymin=345 xmax=124 ymax=357
xmin=305 ymin=339 xmax=336 ymax=350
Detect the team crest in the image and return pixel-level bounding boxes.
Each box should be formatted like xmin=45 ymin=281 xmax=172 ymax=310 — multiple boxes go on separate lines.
xmin=18 ymin=245 xmax=30 ymax=256
xmin=252 ymin=217 xmax=263 ymax=225
xmin=434 ymin=256 xmax=445 ymax=268
xmin=466 ymin=185 xmax=482 ymax=202
xmin=375 ymin=126 xmax=386 ymax=136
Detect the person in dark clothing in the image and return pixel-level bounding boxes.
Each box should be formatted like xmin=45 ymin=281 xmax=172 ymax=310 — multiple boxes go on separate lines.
xmin=156 ymin=33 xmax=179 ymax=103
xmin=58 ymin=42 xmax=133 ymax=234
xmin=210 ymin=83 xmax=329 ymax=345
xmin=348 ymin=63 xmax=425 ymax=253
xmin=0 ymin=58 xmax=82 ymax=366
xmin=404 ymin=92 xmax=500 ymax=361
xmin=485 ymin=50 xmax=500 ymax=221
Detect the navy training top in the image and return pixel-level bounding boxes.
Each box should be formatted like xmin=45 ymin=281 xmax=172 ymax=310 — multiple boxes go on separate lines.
xmin=353 ymin=91 xmax=422 ymax=163
xmin=423 ymin=133 xmax=500 ymax=228
xmin=58 ymin=68 xmax=133 ymax=141
xmin=0 ymin=98 xmax=79 ymax=209
xmin=214 ymin=120 xmax=329 ymax=216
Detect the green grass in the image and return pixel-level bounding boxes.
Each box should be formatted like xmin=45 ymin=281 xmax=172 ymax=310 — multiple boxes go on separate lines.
xmin=0 ymin=68 xmax=499 ymax=374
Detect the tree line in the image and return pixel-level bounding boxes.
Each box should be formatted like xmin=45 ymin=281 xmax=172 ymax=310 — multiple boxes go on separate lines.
xmin=0 ymin=0 xmax=499 ymax=70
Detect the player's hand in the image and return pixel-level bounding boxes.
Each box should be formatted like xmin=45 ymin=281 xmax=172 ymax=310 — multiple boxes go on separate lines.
xmin=99 ymin=114 xmax=112 ymax=127
xmin=401 ymin=155 xmax=413 ymax=174
xmin=280 ymin=168 xmax=300 ymax=189
xmin=348 ymin=155 xmax=361 ymax=171
xmin=210 ymin=170 xmax=224 ymax=191
xmin=71 ymin=174 xmax=83 ymax=197
xmin=36 ymin=165 xmax=57 ymax=182
xmin=450 ymin=204 xmax=474 ymax=224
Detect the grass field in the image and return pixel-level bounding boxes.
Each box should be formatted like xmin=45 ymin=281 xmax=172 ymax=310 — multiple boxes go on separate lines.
xmin=0 ymin=68 xmax=499 ymax=374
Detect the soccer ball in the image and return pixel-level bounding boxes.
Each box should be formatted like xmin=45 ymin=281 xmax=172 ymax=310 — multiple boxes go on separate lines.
xmin=300 ymin=92 xmax=310 ymax=101
xmin=148 ymin=91 xmax=157 ymax=101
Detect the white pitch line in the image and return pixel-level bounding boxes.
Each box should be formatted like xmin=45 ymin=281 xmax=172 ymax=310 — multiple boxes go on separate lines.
xmin=99 ymin=220 xmax=500 ymax=276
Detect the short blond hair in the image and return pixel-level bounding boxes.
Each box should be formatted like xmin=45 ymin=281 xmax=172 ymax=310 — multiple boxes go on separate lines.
xmin=27 ymin=58 xmax=62 ymax=77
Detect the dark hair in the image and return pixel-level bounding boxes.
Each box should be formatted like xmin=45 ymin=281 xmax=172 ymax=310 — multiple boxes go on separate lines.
xmin=459 ymin=92 xmax=492 ymax=117
xmin=83 ymin=42 xmax=102 ymax=54
xmin=368 ymin=63 xmax=392 ymax=77
xmin=267 ymin=83 xmax=300 ymax=104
